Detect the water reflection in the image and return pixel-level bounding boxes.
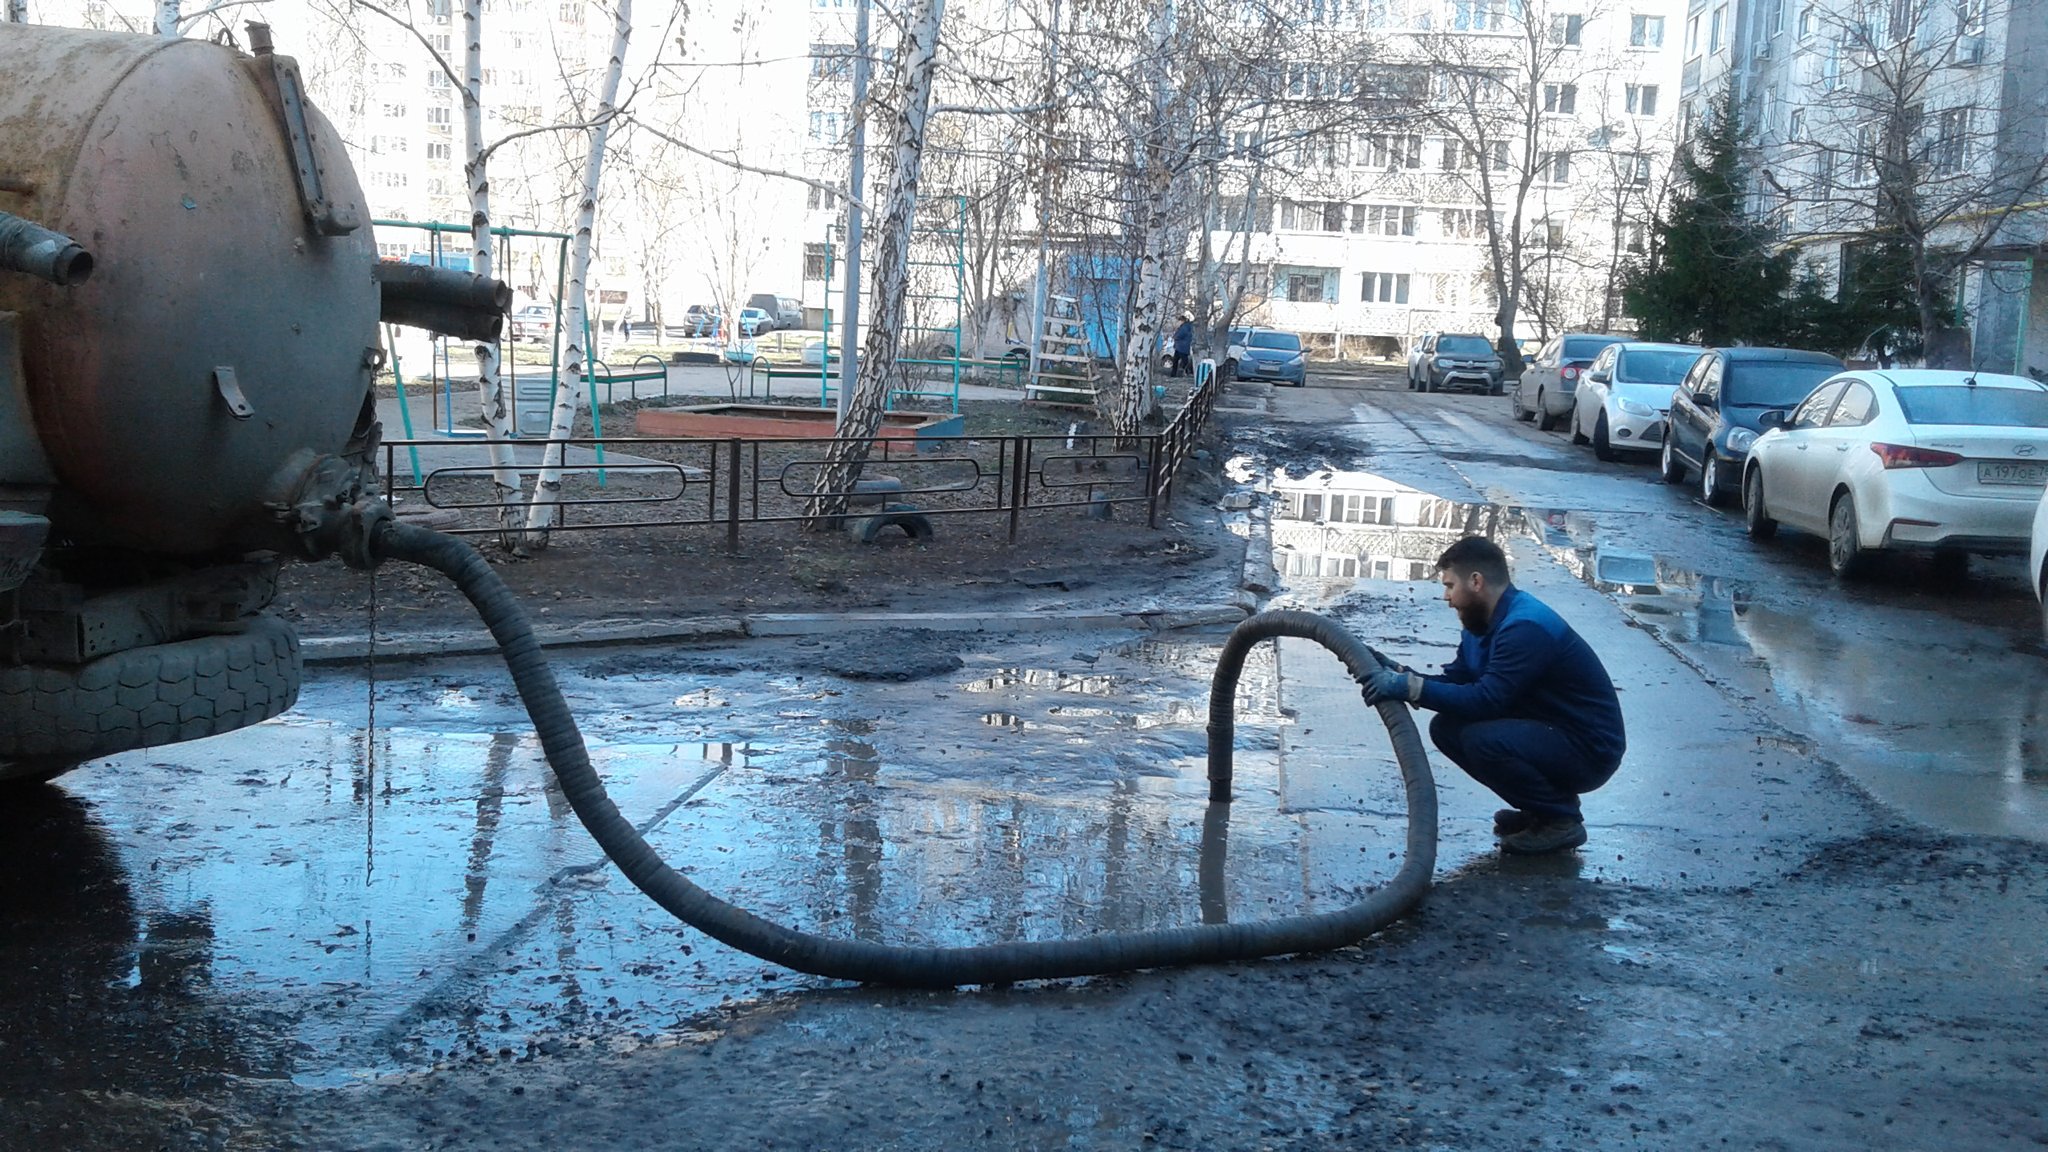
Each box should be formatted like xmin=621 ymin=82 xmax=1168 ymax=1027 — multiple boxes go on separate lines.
xmin=1270 ymin=468 xmax=1512 ymax=585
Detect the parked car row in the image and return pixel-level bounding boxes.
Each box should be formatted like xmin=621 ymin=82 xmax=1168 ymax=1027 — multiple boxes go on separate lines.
xmin=1505 ymin=336 xmax=2048 ymax=587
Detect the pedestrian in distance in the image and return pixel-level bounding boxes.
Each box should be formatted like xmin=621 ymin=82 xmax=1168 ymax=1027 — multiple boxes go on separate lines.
xmin=1170 ymin=313 xmax=1195 ymax=378
xmin=1358 ymin=536 xmax=1625 ymax=854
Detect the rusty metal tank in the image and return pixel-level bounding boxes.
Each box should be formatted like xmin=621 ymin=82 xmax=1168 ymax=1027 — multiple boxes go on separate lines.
xmin=0 ymin=22 xmax=378 ymax=557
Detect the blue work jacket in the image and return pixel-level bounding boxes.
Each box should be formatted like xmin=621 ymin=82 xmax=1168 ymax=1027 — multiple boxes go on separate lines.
xmin=1417 ymin=584 xmax=1626 ymax=764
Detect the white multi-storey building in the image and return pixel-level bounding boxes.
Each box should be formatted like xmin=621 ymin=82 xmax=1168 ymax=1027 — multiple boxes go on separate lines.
xmin=1206 ymin=1 xmax=1688 ymax=357
xmin=1679 ymin=0 xmax=2048 ymax=372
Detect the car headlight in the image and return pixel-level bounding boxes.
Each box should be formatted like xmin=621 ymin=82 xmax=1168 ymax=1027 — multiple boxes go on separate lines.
xmin=1434 ymin=357 xmax=1452 ymax=368
xmin=1616 ymin=398 xmax=1655 ymax=417
xmin=1724 ymin=428 xmax=1758 ymax=453
xmin=1289 ymin=353 xmax=1305 ymax=364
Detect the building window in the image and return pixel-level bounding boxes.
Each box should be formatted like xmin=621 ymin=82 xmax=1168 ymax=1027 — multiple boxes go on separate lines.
xmin=1542 ymin=83 xmax=1578 ymax=113
xmin=1538 ymin=151 xmax=1571 ymax=183
xmin=1359 ymin=272 xmax=1412 ymax=304
xmin=1709 ymin=5 xmax=1726 ymax=50
xmin=1451 ymin=0 xmax=1506 ymax=30
xmin=1853 ymin=123 xmax=1877 ymax=181
xmin=1626 ymin=153 xmax=1652 ymax=185
xmin=810 ymin=43 xmax=853 ymax=80
xmin=1686 ymin=13 xmax=1701 ymax=53
xmin=1620 ymin=221 xmax=1648 ymax=254
xmin=1274 ymin=266 xmax=1338 ymax=302
xmin=558 ymin=1 xmax=583 ymax=21
xmin=1788 ymin=107 xmax=1805 ymax=140
xmin=1359 ymin=133 xmax=1422 ymax=168
xmin=1625 ymin=83 xmax=1659 ymax=116
xmin=808 ymin=110 xmax=846 ymax=142
xmin=1934 ymin=107 xmax=1969 ymax=174
xmin=426 ymin=106 xmax=451 ymax=125
xmin=1797 ymin=3 xmax=1816 ymax=35
xmin=1281 ymin=200 xmax=1347 ymax=232
xmin=1441 ymin=207 xmax=1496 ymax=238
xmin=426 ymin=141 xmax=451 ymax=160
xmin=807 ymin=185 xmax=838 ymax=211
xmin=803 ymin=243 xmax=829 ymax=280
xmin=1534 ymin=219 xmax=1567 ymax=248
xmin=1629 ymin=12 xmax=1665 ymax=44
xmin=1549 ymin=13 xmax=1584 ymax=43
xmin=1329 ymin=493 xmax=1398 ymax=523
xmin=427 ymin=0 xmax=450 ymax=21
xmin=1351 ymin=204 xmax=1417 ymax=236
xmin=381 ymin=103 xmax=408 ymax=118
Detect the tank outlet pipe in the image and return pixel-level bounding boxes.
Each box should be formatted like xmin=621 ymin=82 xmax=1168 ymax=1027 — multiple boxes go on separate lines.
xmin=373 ymin=262 xmax=511 ymax=343
xmin=371 ymin=523 xmax=1439 ymax=987
xmin=0 ymin=210 xmax=93 ymax=286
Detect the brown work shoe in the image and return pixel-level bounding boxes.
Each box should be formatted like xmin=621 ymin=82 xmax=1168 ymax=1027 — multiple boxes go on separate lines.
xmin=1493 ymin=808 xmax=1538 ymax=836
xmin=1501 ymin=818 xmax=1587 ymax=855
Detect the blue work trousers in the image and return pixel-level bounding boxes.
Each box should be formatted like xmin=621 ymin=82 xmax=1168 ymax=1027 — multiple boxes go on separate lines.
xmin=1428 ymin=714 xmax=1619 ymax=822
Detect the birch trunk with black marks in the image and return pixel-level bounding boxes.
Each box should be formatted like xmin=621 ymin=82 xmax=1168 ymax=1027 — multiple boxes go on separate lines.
xmin=459 ymin=0 xmax=521 ymax=545
xmin=1115 ymin=161 xmax=1176 ymax=435
xmin=802 ymin=0 xmax=943 ymax=529
xmin=523 ymin=0 xmax=631 ymax=547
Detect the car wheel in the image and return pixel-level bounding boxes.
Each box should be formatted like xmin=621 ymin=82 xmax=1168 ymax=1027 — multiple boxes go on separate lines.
xmin=1570 ymin=409 xmax=1590 ymax=446
xmin=1743 ymin=466 xmax=1777 ymax=540
xmin=1659 ymin=429 xmax=1686 ymax=484
xmin=1828 ymin=494 xmax=1871 ymax=579
xmin=1593 ymin=415 xmax=1618 ymax=462
xmin=1535 ymin=390 xmax=1559 ymax=431
xmin=1490 ymin=379 xmax=1506 ymax=397
xmin=1510 ymin=385 xmax=1530 ymax=422
xmin=1700 ymin=449 xmax=1731 ymax=507
xmin=1424 ymin=373 xmax=1438 ymax=394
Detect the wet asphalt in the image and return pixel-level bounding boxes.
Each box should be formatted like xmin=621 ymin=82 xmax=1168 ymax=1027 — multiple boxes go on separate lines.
xmin=4 ymin=369 xmax=2045 ymax=1147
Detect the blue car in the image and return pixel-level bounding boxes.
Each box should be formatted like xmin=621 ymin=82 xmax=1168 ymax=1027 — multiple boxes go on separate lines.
xmin=1238 ymin=328 xmax=1307 ymax=386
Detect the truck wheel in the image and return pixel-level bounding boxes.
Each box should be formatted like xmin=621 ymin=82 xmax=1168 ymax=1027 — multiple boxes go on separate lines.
xmin=0 ymin=613 xmax=301 ymax=785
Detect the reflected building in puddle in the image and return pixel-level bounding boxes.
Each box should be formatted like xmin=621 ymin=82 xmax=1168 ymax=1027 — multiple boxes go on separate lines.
xmin=1270 ymin=468 xmax=1510 ymax=584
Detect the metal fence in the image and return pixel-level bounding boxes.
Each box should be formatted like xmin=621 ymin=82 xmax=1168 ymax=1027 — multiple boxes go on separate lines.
xmin=380 ymin=364 xmax=1221 ymax=551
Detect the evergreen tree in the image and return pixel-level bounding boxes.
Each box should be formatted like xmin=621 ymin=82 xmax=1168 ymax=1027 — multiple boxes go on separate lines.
xmin=1622 ymin=87 xmax=1791 ymax=346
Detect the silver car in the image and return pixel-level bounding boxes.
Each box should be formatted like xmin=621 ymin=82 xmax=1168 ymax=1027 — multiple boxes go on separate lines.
xmin=1570 ymin=342 xmax=1706 ymax=461
xmin=1512 ymin=332 xmax=1627 ymax=430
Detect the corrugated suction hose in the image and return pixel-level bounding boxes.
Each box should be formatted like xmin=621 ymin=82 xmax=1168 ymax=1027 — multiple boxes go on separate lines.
xmin=376 ymin=523 xmax=1437 ymax=985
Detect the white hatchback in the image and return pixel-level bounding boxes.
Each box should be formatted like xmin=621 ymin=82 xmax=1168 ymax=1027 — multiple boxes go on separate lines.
xmin=1571 ymin=341 xmax=1706 ymax=461
xmin=1742 ymin=370 xmax=2048 ymax=578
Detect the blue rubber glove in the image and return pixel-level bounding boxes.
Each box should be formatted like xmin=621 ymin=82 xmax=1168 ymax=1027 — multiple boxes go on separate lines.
xmin=1361 ymin=665 xmax=1420 ymax=706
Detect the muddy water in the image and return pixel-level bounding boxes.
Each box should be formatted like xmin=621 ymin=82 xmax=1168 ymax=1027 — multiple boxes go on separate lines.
xmin=13 ymin=629 xmax=1430 ymax=1088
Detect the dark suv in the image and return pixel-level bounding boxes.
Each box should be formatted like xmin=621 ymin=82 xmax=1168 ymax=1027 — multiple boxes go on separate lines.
xmin=1413 ymin=332 xmax=1504 ymax=394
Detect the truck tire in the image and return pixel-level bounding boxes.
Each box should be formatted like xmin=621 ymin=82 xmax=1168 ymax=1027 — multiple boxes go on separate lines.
xmin=0 ymin=613 xmax=300 ymax=784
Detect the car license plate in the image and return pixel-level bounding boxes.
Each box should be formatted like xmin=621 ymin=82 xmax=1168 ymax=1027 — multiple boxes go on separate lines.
xmin=1977 ymin=460 xmax=2048 ymax=486
xmin=1257 ymin=363 xmax=1277 ymax=373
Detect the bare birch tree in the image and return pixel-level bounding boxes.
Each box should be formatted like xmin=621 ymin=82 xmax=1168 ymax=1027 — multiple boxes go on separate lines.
xmin=803 ymin=0 xmax=945 ymax=527
xmin=523 ymin=0 xmax=630 ymax=546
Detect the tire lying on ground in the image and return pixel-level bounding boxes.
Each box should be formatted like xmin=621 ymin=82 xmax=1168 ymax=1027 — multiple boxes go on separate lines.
xmin=0 ymin=613 xmax=300 ymax=784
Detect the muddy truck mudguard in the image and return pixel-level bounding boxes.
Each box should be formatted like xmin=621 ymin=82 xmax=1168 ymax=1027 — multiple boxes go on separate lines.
xmin=375 ymin=519 xmax=1439 ymax=986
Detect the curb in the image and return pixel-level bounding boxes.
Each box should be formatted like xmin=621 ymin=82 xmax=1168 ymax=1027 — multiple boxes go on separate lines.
xmin=298 ymin=606 xmax=1251 ymax=665
xmin=1240 ymin=506 xmax=1276 ymax=597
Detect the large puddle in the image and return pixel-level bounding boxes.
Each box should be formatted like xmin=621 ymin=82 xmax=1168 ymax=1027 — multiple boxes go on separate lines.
xmin=5 ymin=630 xmax=1426 ymax=1090
xmin=1259 ymin=462 xmax=2048 ymax=840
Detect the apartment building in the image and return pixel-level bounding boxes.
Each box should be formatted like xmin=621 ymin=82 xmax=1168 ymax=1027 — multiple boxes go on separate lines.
xmin=1679 ymin=0 xmax=2048 ymax=373
xmin=1211 ymin=1 xmax=1687 ymax=356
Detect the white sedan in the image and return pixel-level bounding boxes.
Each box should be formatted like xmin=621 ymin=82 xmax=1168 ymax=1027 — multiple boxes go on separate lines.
xmin=2031 ymin=486 xmax=2048 ymax=636
xmin=1742 ymin=369 xmax=2048 ymax=578
xmin=1570 ymin=341 xmax=1706 ymax=461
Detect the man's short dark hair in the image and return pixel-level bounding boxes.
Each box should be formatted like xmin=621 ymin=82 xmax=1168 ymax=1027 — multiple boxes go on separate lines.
xmin=1436 ymin=536 xmax=1510 ymax=586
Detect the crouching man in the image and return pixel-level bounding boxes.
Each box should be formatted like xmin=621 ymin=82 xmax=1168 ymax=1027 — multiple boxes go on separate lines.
xmin=1361 ymin=536 xmax=1625 ymax=854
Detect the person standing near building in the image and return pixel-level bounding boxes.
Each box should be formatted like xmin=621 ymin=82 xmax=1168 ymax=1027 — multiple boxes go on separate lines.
xmin=1359 ymin=536 xmax=1626 ymax=854
xmin=1170 ymin=314 xmax=1195 ymax=378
